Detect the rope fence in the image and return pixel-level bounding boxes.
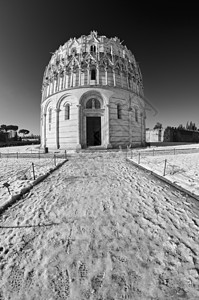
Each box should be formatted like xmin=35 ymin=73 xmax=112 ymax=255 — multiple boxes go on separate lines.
xmin=0 ymin=150 xmax=67 ymax=160
xmin=0 ymin=152 xmax=67 ymax=197
xmin=127 ymin=146 xmax=199 ymax=159
xmin=126 ymin=146 xmax=190 ymax=177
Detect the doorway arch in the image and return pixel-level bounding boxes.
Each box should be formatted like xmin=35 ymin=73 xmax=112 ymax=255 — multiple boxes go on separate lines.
xmin=79 ymin=91 xmax=105 ymax=148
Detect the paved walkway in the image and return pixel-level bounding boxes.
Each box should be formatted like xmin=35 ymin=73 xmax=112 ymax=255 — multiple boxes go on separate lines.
xmin=0 ymin=152 xmax=199 ymax=299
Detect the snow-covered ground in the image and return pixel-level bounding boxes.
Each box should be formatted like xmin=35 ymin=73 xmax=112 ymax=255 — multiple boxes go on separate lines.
xmin=0 ymin=150 xmax=199 ymax=299
xmin=0 ymin=145 xmax=41 ymax=153
xmin=1 ymin=143 xmax=199 ymax=207
xmin=0 ymin=145 xmax=66 ymax=207
xmin=128 ymin=145 xmax=199 ymax=197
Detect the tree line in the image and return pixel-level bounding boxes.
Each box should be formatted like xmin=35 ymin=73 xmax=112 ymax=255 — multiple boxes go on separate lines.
xmin=0 ymin=124 xmax=30 ymax=136
xmin=153 ymin=121 xmax=198 ymax=131
xmin=0 ymin=124 xmax=41 ymax=147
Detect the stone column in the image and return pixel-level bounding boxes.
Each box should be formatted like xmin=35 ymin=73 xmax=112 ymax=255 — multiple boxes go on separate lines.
xmin=50 ymin=81 xmax=53 ymax=95
xmin=120 ymin=72 xmax=123 ymax=87
xmin=43 ymin=113 xmax=47 ymax=148
xmin=53 ymin=80 xmax=56 ymax=94
xmin=65 ymin=72 xmax=68 ymax=89
xmin=70 ymin=69 xmax=73 ymax=87
xmin=87 ymin=67 xmax=90 ymax=85
xmin=96 ymin=66 xmax=99 ymax=85
xmin=76 ymin=104 xmax=82 ymax=150
xmin=128 ymin=108 xmax=133 ymax=145
xmin=46 ymin=84 xmax=49 ymax=98
xmin=40 ymin=112 xmax=42 ymax=147
xmin=60 ymin=75 xmax=63 ymax=90
xmin=105 ymin=67 xmax=108 ymax=85
xmin=43 ymin=88 xmax=46 ymax=101
xmin=54 ymin=78 xmax=57 ymax=93
xmin=104 ymin=104 xmax=112 ymax=148
xmin=112 ymin=69 xmax=116 ymax=86
xmin=79 ymin=68 xmax=81 ymax=86
xmin=127 ymin=74 xmax=129 ymax=89
xmin=141 ymin=112 xmax=146 ymax=146
xmin=140 ymin=112 xmax=143 ymax=145
xmin=57 ymin=75 xmax=60 ymax=92
xmin=55 ymin=109 xmax=60 ymax=149
xmin=63 ymin=71 xmax=66 ymax=89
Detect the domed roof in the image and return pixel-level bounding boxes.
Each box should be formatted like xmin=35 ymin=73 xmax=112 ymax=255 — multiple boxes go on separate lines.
xmin=43 ymin=31 xmax=142 ymax=77
xmin=42 ymin=31 xmax=144 ymax=101
xmin=49 ymin=31 xmax=137 ymax=65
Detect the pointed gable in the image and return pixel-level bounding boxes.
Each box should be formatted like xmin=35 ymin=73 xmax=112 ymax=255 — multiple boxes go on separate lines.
xmin=87 ymin=30 xmax=100 ymax=44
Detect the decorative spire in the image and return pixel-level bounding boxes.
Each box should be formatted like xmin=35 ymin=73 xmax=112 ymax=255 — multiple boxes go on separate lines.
xmin=90 ymin=30 xmax=98 ymax=38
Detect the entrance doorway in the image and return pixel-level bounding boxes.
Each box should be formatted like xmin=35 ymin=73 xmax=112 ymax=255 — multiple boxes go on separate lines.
xmin=86 ymin=117 xmax=101 ymax=146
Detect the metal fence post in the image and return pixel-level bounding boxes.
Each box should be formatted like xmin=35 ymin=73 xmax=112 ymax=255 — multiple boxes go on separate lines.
xmin=163 ymin=159 xmax=167 ymax=176
xmin=54 ymin=154 xmax=56 ymax=166
xmin=32 ymin=162 xmax=36 ymax=180
xmin=138 ymin=152 xmax=141 ymax=164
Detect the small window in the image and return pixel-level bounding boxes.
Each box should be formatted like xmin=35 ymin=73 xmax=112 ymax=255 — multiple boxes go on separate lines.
xmin=90 ymin=45 xmax=96 ymax=53
xmin=91 ymin=69 xmax=96 ymax=80
xmin=135 ymin=108 xmax=138 ymax=122
xmin=65 ymin=104 xmax=70 ymax=120
xmin=117 ymin=104 xmax=122 ymax=119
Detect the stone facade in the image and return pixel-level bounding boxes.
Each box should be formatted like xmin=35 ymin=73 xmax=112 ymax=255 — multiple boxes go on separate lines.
xmin=40 ymin=31 xmax=146 ymax=150
xmin=163 ymin=127 xmax=199 ymax=143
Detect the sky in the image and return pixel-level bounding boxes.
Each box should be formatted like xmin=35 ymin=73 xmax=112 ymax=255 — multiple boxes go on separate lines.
xmin=0 ymin=1 xmax=198 ymax=134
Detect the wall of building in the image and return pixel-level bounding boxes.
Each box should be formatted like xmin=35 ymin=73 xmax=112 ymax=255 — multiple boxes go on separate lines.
xmin=146 ymin=129 xmax=164 ymax=142
xmin=109 ymin=91 xmax=145 ymax=148
xmin=41 ymin=87 xmax=145 ymax=150
xmin=164 ymin=127 xmax=199 ymax=143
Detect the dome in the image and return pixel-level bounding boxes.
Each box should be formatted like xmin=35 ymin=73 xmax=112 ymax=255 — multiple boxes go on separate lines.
xmin=41 ymin=31 xmax=144 ymax=102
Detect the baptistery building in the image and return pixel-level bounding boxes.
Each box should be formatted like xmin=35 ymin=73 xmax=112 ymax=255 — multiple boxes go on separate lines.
xmin=40 ymin=31 xmax=146 ymax=150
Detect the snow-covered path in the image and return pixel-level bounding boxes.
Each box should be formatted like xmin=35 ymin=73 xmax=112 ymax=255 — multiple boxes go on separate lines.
xmin=0 ymin=152 xmax=199 ymax=299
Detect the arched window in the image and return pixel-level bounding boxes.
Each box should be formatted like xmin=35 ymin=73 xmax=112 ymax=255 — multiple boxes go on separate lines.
xmin=95 ymin=99 xmax=100 ymax=109
xmin=65 ymin=104 xmax=70 ymax=120
xmin=86 ymin=99 xmax=93 ymax=109
xmin=117 ymin=104 xmax=122 ymax=119
xmin=91 ymin=69 xmax=96 ymax=80
xmin=90 ymin=45 xmax=96 ymax=53
xmin=86 ymin=98 xmax=101 ymax=109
